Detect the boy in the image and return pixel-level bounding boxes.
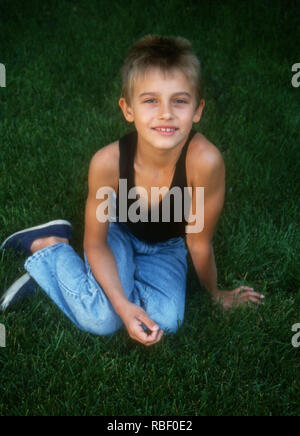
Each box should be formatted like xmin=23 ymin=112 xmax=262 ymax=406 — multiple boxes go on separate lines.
xmin=0 ymin=35 xmax=264 ymax=346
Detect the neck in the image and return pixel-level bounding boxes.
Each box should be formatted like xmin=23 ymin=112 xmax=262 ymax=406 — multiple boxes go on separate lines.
xmin=135 ymin=134 xmax=186 ymax=174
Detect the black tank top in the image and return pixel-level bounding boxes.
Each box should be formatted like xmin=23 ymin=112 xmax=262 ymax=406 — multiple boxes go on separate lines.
xmin=115 ymin=129 xmax=197 ymax=243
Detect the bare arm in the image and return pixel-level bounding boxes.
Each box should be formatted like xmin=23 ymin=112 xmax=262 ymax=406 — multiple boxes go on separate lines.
xmin=186 ymin=140 xmax=264 ymax=309
xmin=84 ymin=146 xmax=163 ymax=344
xmin=84 ymin=147 xmax=128 ymax=314
xmin=186 ymin=144 xmax=225 ymax=298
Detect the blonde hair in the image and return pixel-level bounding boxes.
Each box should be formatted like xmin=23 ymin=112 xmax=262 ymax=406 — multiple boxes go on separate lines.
xmin=120 ymin=34 xmax=204 ymax=109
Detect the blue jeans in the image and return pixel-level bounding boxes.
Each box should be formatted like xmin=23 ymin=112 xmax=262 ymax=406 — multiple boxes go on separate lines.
xmin=24 ymin=222 xmax=188 ymax=336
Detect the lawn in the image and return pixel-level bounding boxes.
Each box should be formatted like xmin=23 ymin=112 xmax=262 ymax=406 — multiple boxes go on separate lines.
xmin=0 ymin=0 xmax=299 ymax=416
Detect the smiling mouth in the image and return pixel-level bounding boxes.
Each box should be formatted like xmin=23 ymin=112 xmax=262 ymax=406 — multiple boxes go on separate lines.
xmin=152 ymin=128 xmax=178 ymax=137
xmin=152 ymin=127 xmax=178 ymax=133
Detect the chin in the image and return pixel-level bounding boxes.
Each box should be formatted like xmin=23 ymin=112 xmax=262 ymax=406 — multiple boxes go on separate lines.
xmin=152 ymin=140 xmax=181 ymax=151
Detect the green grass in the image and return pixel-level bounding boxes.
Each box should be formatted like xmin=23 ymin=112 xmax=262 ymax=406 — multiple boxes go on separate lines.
xmin=0 ymin=0 xmax=299 ymax=416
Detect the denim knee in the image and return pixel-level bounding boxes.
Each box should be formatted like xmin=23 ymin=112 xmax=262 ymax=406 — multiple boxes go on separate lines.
xmin=149 ymin=300 xmax=184 ymax=334
xmin=76 ymin=313 xmax=123 ymax=337
xmin=160 ymin=315 xmax=184 ymax=334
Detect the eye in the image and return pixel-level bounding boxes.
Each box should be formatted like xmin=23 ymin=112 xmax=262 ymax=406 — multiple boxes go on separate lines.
xmin=143 ymin=98 xmax=188 ymax=104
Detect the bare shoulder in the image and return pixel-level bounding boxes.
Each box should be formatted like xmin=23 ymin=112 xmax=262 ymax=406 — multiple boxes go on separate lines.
xmin=188 ymin=132 xmax=224 ymax=169
xmin=90 ymin=140 xmax=119 ymax=171
xmin=187 ymin=132 xmax=225 ymax=186
xmin=88 ymin=140 xmax=120 ymax=191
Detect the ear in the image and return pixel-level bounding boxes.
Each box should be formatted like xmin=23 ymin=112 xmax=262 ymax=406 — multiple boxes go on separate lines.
xmin=192 ymin=99 xmax=205 ymax=124
xmin=118 ymin=97 xmax=135 ymax=123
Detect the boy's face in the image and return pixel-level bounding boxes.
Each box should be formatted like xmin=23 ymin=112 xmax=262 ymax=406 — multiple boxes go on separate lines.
xmin=119 ymin=67 xmax=204 ymax=151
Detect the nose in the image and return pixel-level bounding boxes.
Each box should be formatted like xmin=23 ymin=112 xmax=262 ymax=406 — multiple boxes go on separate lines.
xmin=158 ymin=101 xmax=173 ymax=120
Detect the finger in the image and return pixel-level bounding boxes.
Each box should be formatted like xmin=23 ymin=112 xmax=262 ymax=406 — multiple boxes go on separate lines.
xmin=145 ymin=327 xmax=161 ymax=341
xmin=233 ymin=286 xmax=255 ymax=296
xmin=131 ymin=325 xmax=152 ymax=345
xmin=132 ymin=320 xmax=161 ymax=346
xmin=157 ymin=329 xmax=164 ymax=341
xmin=234 ymin=287 xmax=265 ymax=303
xmin=240 ymin=291 xmax=265 ymax=301
xmin=247 ymin=295 xmax=265 ymax=305
xmin=148 ymin=327 xmax=164 ymax=342
xmin=140 ymin=320 xmax=163 ymax=342
xmin=138 ymin=311 xmax=160 ymax=334
xmin=134 ymin=329 xmax=161 ymax=346
xmin=144 ymin=329 xmax=164 ymax=347
xmin=236 ymin=294 xmax=265 ymax=308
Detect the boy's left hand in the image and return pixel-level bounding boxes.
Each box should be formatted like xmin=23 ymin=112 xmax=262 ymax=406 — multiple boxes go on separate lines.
xmin=212 ymin=286 xmax=265 ymax=311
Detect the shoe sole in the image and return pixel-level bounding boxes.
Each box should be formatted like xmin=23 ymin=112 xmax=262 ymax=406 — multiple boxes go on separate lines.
xmin=0 ymin=219 xmax=72 ymax=251
xmin=0 ymin=273 xmax=33 ymax=310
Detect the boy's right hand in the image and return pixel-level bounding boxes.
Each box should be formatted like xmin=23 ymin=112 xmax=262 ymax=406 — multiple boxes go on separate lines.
xmin=118 ymin=301 xmax=163 ymax=346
